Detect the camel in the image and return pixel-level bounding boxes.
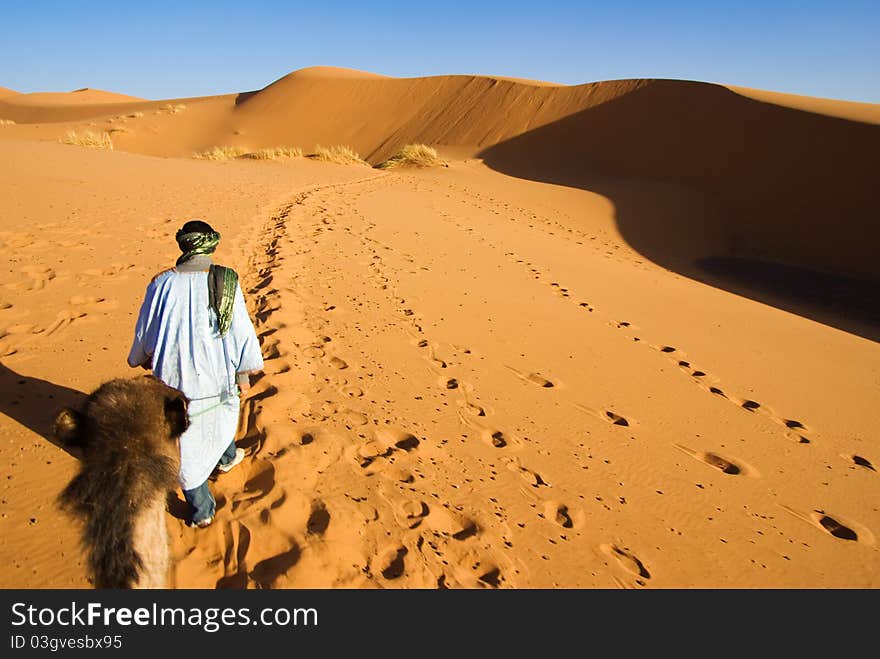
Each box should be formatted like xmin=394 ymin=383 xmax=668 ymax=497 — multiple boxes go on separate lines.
xmin=54 ymin=375 xmax=189 ymax=588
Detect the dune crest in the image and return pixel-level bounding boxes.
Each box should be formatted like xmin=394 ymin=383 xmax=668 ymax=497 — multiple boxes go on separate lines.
xmin=283 ymin=65 xmax=392 ymax=80
xmin=6 ymin=88 xmax=145 ymax=106
xmin=1 ymin=69 xmax=877 ymax=285
xmin=727 ymin=85 xmax=880 ymax=124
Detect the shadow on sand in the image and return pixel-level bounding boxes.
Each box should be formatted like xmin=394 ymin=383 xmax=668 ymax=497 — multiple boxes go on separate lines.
xmin=696 ymin=257 xmax=880 ymax=337
xmin=0 ymin=361 xmax=87 ymax=457
xmin=479 ymin=79 xmax=880 ymax=342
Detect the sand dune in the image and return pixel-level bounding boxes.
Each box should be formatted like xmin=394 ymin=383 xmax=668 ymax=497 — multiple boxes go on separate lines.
xmin=3 ymin=67 xmax=877 ymax=287
xmin=1 ymin=68 xmax=878 ymax=589
xmin=728 ymin=85 xmax=880 ymax=124
xmin=286 ymin=65 xmax=393 ymax=80
xmin=7 ymin=87 xmax=145 ymax=105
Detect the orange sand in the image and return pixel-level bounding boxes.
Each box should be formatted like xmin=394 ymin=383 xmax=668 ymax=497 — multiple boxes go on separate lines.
xmin=1 ymin=67 xmax=878 ymax=588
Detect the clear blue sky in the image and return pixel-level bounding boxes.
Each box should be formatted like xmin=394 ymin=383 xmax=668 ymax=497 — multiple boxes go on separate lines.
xmin=0 ymin=0 xmax=877 ymax=103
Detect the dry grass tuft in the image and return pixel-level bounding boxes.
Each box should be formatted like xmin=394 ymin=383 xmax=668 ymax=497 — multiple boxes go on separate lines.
xmin=242 ymin=146 xmax=303 ymax=160
xmin=157 ymin=103 xmax=187 ymax=115
xmin=61 ymin=130 xmax=113 ymax=149
xmin=308 ymin=144 xmax=367 ymax=165
xmin=0 ymin=119 xmax=16 ymax=126
xmin=376 ymin=144 xmax=445 ymax=169
xmin=192 ymin=145 xmax=250 ymax=160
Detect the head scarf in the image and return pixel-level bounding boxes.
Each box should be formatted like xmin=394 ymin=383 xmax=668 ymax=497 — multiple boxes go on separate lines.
xmin=174 ymin=221 xmax=237 ymax=337
xmin=175 ymin=226 xmax=221 ymax=266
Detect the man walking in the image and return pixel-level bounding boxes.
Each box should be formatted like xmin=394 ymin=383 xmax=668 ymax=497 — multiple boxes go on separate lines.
xmin=128 ymin=220 xmax=264 ymax=528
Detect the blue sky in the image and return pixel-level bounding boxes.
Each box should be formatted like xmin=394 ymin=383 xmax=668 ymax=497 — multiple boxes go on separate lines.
xmin=0 ymin=1 xmax=877 ymax=102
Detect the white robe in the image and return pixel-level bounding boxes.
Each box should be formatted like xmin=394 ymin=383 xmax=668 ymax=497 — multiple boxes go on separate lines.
xmin=127 ymin=265 xmax=263 ymax=490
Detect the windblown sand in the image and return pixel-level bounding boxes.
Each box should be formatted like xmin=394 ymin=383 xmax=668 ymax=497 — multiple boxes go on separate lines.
xmin=1 ymin=68 xmax=879 ymax=588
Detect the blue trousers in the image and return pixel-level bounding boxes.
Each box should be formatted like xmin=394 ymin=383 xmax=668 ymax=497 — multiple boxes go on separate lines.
xmin=182 ymin=440 xmax=237 ymax=524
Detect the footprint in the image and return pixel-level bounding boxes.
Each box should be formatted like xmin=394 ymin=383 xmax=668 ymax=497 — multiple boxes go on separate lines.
xmin=599 ymin=543 xmax=651 ymax=579
xmin=476 ymin=565 xmax=502 ymax=588
xmin=9 ymin=267 xmax=56 ymax=291
xmin=544 ymin=501 xmax=574 ymax=529
xmin=376 ymin=545 xmax=407 ymax=579
xmin=340 ymin=384 xmax=364 ymax=398
xmin=459 ymin=401 xmax=486 ymax=417
xmin=267 ymin=360 xmax=291 ymax=375
xmin=250 ymin=545 xmax=301 ymax=588
xmin=375 ymin=427 xmax=420 ymax=452
xmin=778 ymin=504 xmax=874 ymax=545
xmin=306 ymin=500 xmax=330 ymax=536
xmin=700 ymin=453 xmax=741 ymax=474
xmin=393 ymin=500 xmax=429 ymax=528
xmin=476 ymin=427 xmax=519 ymax=449
xmin=352 ymin=440 xmax=391 ymax=468
xmin=297 ymin=431 xmax=316 ymax=446
xmin=342 ymin=410 xmax=369 ymax=426
xmin=505 ymin=364 xmax=556 ymax=388
xmin=245 ymin=381 xmax=278 ymax=402
xmin=216 ymin=522 xmax=252 ymax=589
xmin=674 ymin=444 xmax=754 ymax=477
xmin=3 ymin=323 xmax=35 ymax=336
xmin=69 ymin=295 xmax=105 ymax=306
xmin=43 ymin=309 xmax=87 ymax=336
xmin=379 ymin=464 xmax=415 ymax=484
xmin=843 ymin=454 xmax=875 ymax=471
xmin=261 ymin=339 xmax=283 ymax=360
xmin=234 ymin=459 xmax=275 ymax=509
xmin=817 ymin=514 xmax=858 ymax=541
xmin=505 ymin=459 xmax=547 ymax=487
xmin=573 ymin=403 xmax=631 ymax=428
xmin=526 ymin=373 xmax=554 ymax=388
xmin=604 ymin=411 xmax=629 ymax=426
xmin=425 ymin=507 xmax=478 ymax=539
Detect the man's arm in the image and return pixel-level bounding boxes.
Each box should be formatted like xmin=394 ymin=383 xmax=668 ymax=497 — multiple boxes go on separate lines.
xmin=127 ymin=278 xmax=162 ymax=369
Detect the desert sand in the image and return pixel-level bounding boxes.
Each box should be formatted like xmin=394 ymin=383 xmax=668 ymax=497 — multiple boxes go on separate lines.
xmin=1 ymin=68 xmax=879 ymax=588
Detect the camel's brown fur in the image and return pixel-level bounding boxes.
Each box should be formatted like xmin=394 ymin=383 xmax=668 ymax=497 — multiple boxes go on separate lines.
xmin=55 ymin=375 xmax=188 ymax=588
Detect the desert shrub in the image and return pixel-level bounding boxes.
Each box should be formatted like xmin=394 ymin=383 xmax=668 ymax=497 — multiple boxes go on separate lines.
xmin=308 ymin=144 xmax=367 ymax=165
xmin=61 ymin=130 xmax=113 ymax=149
xmin=243 ymin=146 xmax=303 ymax=160
xmin=376 ymin=143 xmax=444 ymax=169
xmin=192 ymin=145 xmax=250 ymax=160
xmin=158 ymin=103 xmax=187 ymax=114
